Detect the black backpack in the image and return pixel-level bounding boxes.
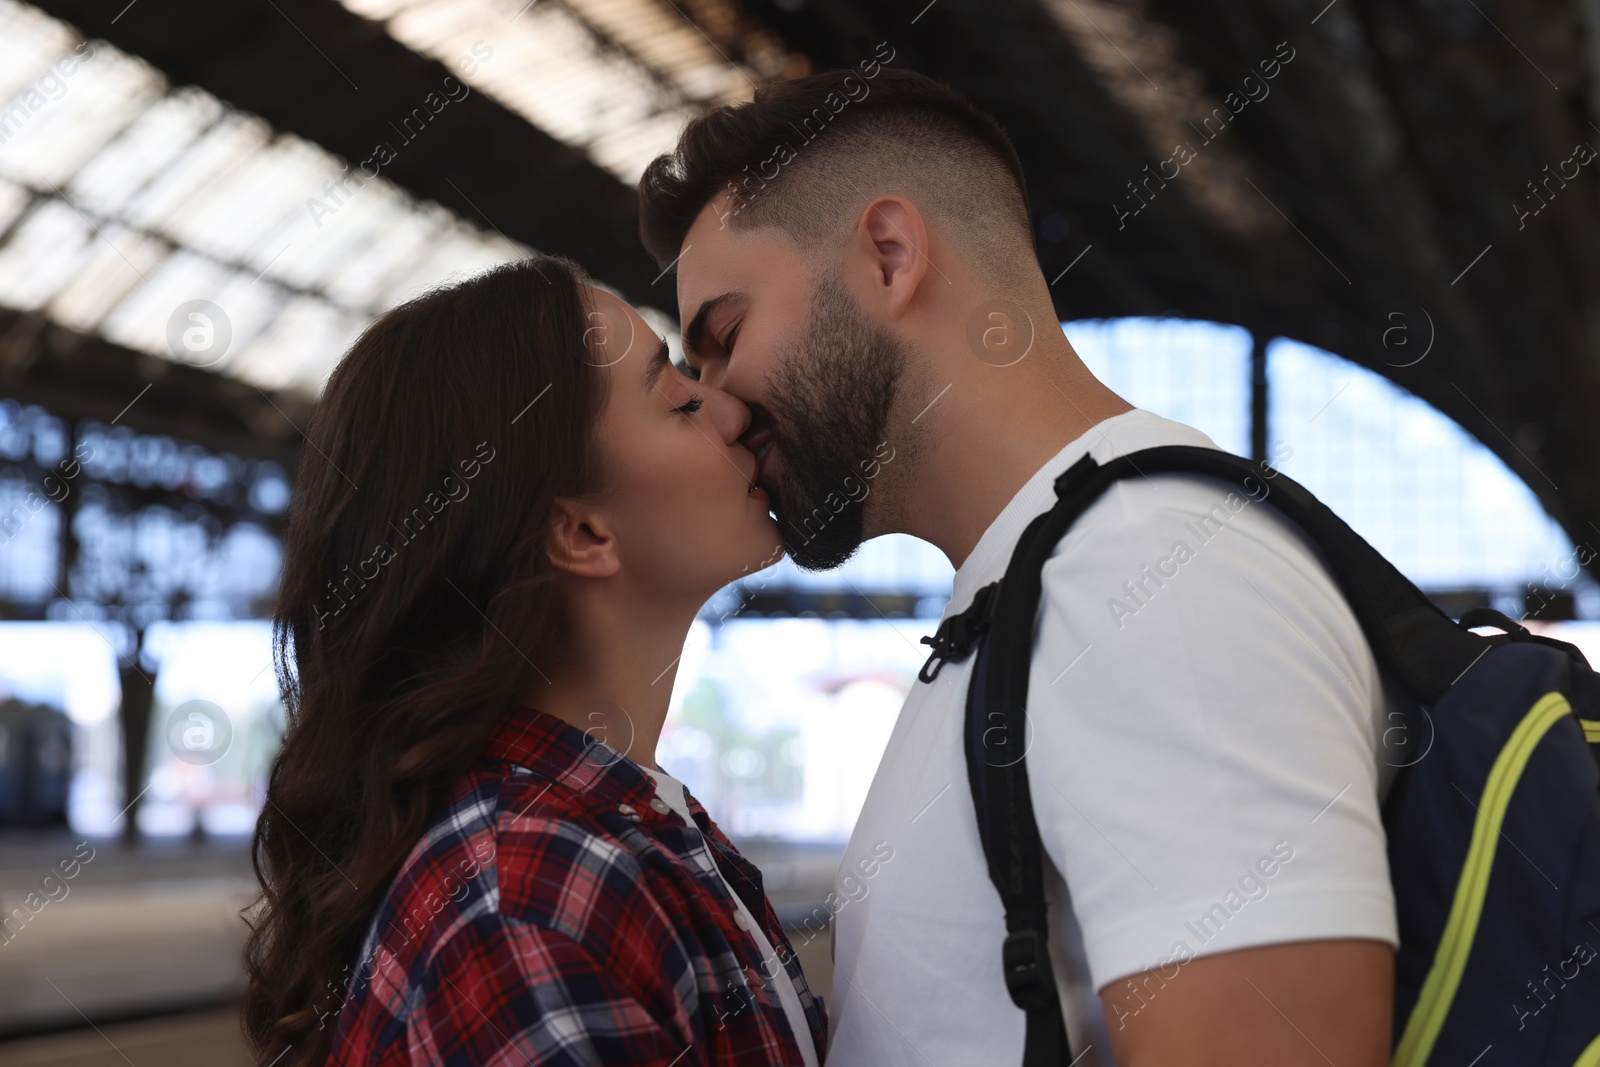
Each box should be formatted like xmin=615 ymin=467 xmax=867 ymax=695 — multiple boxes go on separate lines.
xmin=916 ymin=445 xmax=1600 ymax=1067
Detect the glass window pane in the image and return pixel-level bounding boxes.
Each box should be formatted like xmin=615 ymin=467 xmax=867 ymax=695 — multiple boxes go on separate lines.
xmin=1266 ymin=337 xmax=1580 ymax=595
xmin=1065 ymin=316 xmax=1252 ymax=457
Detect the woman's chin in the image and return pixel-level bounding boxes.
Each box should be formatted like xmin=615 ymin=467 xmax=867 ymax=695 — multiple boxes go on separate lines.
xmin=761 ymin=534 xmax=785 ymax=570
xmin=736 ymin=524 xmax=786 ymax=580
xmin=684 ymin=525 xmax=786 ymax=602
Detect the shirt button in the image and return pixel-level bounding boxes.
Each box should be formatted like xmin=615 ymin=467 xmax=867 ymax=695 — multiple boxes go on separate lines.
xmin=617 ymin=803 xmax=635 ymax=815
xmin=733 ymin=909 xmax=751 ymax=931
xmin=649 ymin=798 xmax=671 ymax=815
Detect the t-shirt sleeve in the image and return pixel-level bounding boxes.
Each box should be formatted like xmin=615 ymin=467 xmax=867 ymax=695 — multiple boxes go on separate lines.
xmin=1024 ymin=472 xmax=1398 ymax=992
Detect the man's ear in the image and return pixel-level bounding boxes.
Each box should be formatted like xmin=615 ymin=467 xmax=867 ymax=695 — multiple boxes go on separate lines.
xmin=856 ymin=195 xmax=931 ymax=319
xmin=546 ymin=498 xmax=620 ymax=579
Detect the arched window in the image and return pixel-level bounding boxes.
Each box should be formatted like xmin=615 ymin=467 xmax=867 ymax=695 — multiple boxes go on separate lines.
xmin=1067 ymin=318 xmax=1595 ymax=615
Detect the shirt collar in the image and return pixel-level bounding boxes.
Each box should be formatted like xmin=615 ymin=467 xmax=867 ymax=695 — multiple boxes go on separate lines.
xmin=481 ymin=705 xmax=663 ymax=814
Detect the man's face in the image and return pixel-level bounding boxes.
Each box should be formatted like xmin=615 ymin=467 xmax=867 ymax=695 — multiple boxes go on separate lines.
xmin=676 ymin=193 xmax=907 ymax=570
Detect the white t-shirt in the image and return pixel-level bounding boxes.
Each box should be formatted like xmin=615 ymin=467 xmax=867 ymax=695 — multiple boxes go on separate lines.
xmin=826 ymin=408 xmax=1403 ymax=1067
xmin=639 ymin=764 xmax=821 ymax=1067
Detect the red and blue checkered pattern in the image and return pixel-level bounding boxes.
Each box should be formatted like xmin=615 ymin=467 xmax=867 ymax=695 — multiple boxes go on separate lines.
xmin=324 ymin=706 xmax=828 ymax=1066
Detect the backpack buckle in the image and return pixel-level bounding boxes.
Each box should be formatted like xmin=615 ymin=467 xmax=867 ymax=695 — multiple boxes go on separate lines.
xmin=1001 ymin=928 xmax=1056 ymax=1012
xmin=918 ymin=581 xmax=1001 ymax=682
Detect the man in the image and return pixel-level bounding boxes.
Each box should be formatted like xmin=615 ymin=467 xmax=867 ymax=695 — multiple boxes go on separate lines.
xmin=638 ymin=65 xmax=1402 ymax=1067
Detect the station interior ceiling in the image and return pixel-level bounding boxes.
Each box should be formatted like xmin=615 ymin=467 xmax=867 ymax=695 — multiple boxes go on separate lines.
xmin=6 ymin=0 xmax=1596 ymax=569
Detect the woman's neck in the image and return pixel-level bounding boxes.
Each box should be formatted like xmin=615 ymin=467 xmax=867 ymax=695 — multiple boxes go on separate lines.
xmin=524 ymin=592 xmax=696 ymax=770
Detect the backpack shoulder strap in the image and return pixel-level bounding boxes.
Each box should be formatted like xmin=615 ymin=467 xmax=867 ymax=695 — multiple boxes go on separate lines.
xmin=962 ymin=454 xmax=1109 ymax=1067
xmin=962 ymin=443 xmax=1488 ymax=1067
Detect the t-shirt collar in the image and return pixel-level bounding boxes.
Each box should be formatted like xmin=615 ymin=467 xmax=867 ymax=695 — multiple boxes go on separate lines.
xmin=947 ymin=407 xmax=1151 ymax=612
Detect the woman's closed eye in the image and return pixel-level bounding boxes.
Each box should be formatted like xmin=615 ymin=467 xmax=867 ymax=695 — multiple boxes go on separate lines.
xmin=673 ymin=394 xmax=704 ymax=416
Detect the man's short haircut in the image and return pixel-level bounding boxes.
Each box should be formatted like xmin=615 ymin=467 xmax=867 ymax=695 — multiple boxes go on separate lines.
xmin=638 ymin=67 xmax=1034 ymax=281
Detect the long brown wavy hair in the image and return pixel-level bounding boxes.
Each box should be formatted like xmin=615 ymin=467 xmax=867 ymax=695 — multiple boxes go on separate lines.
xmin=242 ymin=255 xmax=609 ymax=1066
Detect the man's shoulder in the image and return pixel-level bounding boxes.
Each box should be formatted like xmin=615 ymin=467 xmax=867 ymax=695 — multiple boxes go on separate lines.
xmin=1057 ymin=414 xmax=1319 ymax=578
xmin=1035 ymin=421 xmax=1375 ymax=685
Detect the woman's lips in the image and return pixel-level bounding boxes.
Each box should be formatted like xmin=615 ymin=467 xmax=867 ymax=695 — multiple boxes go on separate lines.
xmin=748 ymin=445 xmax=773 ymax=500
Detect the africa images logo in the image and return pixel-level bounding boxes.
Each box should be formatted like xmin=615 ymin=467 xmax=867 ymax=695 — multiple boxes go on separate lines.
xmin=165 ymin=300 xmax=232 ymax=369
xmin=165 ymin=699 xmax=233 ymax=766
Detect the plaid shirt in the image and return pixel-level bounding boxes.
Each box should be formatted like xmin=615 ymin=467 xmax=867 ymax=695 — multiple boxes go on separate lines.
xmin=324 ymin=707 xmax=828 ymax=1066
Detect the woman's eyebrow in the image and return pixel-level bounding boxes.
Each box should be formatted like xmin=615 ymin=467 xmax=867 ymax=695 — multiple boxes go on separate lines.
xmin=643 ymin=335 xmax=672 ymax=392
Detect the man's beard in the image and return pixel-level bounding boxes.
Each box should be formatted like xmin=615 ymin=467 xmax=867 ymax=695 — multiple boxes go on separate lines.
xmin=764 ymin=271 xmax=906 ymax=571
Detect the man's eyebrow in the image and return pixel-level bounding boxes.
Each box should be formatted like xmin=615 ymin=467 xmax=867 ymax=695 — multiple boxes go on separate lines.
xmin=682 ymin=292 xmax=739 ymax=356
xmin=643 ymin=335 xmax=671 ymax=392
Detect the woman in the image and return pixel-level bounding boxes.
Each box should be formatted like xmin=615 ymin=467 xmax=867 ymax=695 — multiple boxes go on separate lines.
xmin=243 ymin=255 xmax=826 ymax=1067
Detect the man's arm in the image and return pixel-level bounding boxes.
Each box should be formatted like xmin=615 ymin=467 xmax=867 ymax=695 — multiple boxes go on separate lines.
xmin=1101 ymin=938 xmax=1393 ymax=1067
xmin=1026 ymin=470 xmax=1403 ymax=1065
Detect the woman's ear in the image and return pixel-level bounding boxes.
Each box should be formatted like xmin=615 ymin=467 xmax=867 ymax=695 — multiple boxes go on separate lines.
xmin=546 ymin=498 xmax=621 ymax=579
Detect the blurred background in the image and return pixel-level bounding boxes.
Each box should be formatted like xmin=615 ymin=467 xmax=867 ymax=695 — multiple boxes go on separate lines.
xmin=0 ymin=0 xmax=1596 ymax=1062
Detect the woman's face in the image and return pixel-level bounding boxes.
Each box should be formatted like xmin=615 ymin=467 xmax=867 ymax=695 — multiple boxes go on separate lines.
xmin=576 ymin=286 xmax=783 ymax=601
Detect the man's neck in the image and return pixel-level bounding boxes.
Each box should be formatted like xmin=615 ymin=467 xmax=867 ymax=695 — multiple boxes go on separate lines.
xmin=886 ymin=350 xmax=1133 ymax=570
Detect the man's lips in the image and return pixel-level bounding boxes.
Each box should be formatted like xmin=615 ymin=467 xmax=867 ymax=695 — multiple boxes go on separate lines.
xmin=742 ymin=426 xmax=777 ymax=492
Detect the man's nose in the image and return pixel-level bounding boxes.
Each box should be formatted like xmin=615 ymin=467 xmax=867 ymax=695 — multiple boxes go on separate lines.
xmin=702 ymin=383 xmax=753 ymax=445
xmin=694 ymin=355 xmax=729 ymax=391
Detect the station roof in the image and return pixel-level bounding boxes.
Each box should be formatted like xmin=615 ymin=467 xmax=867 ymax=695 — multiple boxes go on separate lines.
xmin=7 ymin=0 xmax=1599 ymax=561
